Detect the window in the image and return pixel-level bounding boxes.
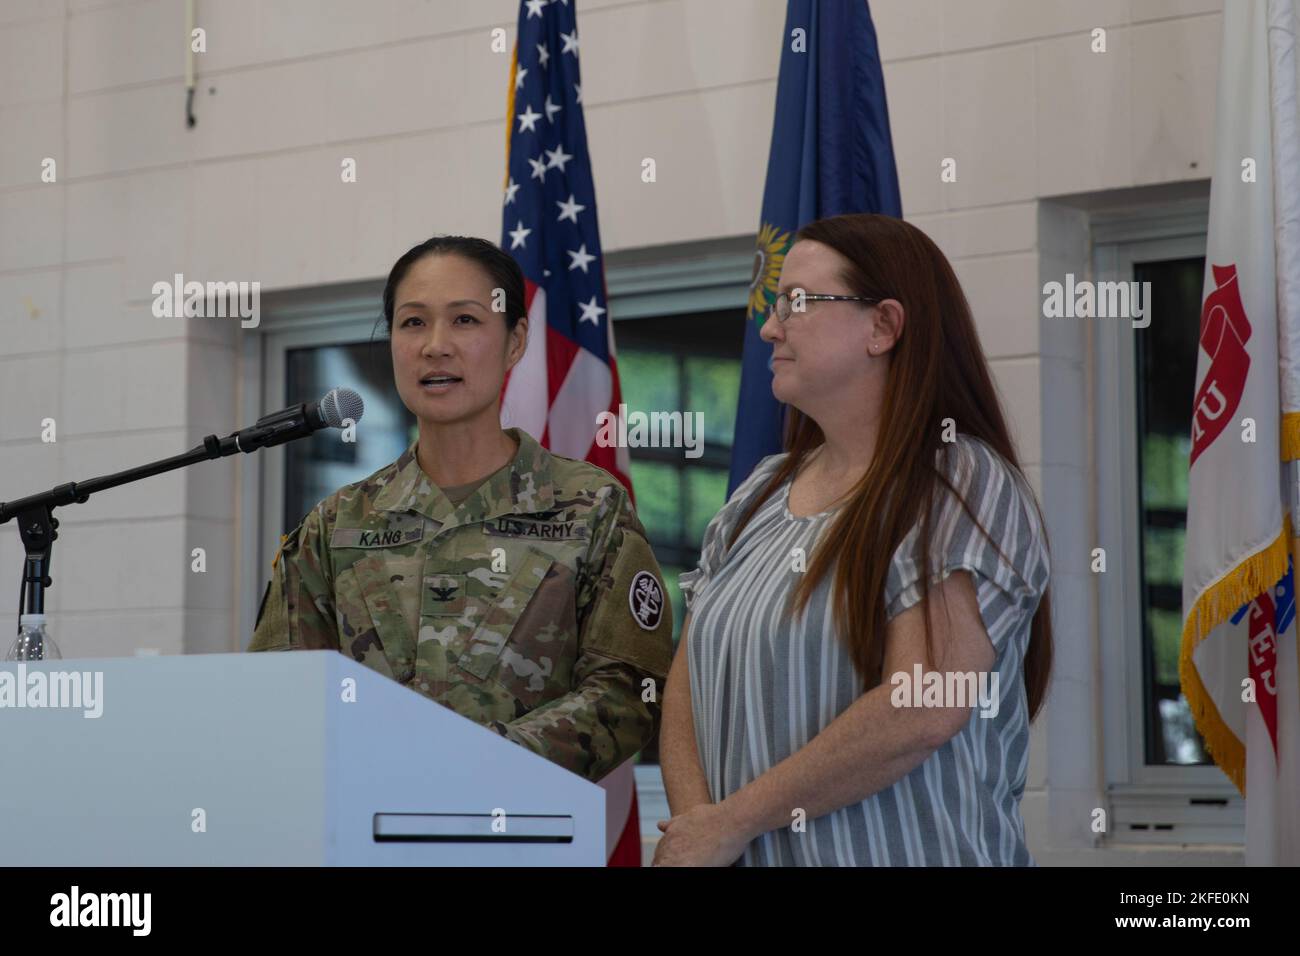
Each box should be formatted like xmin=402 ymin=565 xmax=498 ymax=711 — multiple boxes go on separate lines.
xmin=251 ymin=283 xmax=394 ymax=616
xmin=1093 ymin=202 xmax=1244 ymax=844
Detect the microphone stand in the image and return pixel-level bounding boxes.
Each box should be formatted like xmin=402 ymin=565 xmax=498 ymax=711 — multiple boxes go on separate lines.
xmin=0 ymin=402 xmax=323 ymax=626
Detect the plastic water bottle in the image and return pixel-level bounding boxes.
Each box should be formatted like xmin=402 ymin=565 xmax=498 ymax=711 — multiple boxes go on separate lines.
xmin=6 ymin=613 xmax=62 ymax=661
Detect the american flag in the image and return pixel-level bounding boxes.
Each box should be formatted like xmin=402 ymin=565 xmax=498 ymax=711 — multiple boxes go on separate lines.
xmin=500 ymin=0 xmax=630 ymax=493
xmin=500 ymin=0 xmax=640 ymax=867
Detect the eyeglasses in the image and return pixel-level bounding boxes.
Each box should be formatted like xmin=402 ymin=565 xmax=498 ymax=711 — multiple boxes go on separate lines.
xmin=765 ymin=291 xmax=884 ymax=324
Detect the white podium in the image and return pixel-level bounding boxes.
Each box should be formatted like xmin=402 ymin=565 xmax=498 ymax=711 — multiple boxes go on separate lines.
xmin=0 ymin=651 xmax=605 ymax=865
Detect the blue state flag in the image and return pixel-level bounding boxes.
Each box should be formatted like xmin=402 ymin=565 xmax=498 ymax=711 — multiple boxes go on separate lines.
xmin=728 ymin=0 xmax=902 ymax=493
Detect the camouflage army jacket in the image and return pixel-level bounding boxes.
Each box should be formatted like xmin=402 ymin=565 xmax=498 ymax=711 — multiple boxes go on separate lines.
xmin=248 ymin=428 xmax=674 ymax=782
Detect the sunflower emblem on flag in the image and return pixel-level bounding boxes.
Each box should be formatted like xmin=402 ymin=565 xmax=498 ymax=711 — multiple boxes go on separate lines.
xmin=749 ymin=222 xmax=792 ymax=325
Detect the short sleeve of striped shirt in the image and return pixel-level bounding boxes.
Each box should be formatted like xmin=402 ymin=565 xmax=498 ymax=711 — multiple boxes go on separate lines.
xmin=884 ymin=437 xmax=1050 ymax=650
xmin=679 ymin=453 xmax=787 ymax=613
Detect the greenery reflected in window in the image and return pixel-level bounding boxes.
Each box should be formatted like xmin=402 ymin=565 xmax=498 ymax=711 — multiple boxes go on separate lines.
xmin=1134 ymin=257 xmax=1207 ymax=766
xmin=688 ymin=468 xmax=730 ymax=549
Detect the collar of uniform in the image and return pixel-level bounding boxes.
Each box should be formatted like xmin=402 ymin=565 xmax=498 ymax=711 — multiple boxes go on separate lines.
xmin=373 ymin=427 xmax=555 ymax=530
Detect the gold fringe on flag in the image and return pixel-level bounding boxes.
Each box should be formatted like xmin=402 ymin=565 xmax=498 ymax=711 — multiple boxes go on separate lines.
xmin=1282 ymin=412 xmax=1300 ymax=461
xmin=1179 ymin=515 xmax=1292 ymax=795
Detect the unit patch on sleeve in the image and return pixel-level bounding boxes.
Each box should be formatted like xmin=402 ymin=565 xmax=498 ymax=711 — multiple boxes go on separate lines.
xmin=628 ymin=570 xmax=665 ymax=631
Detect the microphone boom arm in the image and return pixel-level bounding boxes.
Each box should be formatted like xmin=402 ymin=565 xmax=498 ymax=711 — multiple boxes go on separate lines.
xmin=1 ymin=395 xmax=343 ymax=624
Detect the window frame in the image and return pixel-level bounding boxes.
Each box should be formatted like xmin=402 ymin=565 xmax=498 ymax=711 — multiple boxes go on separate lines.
xmin=240 ymin=280 xmax=383 ymax=649
xmin=1092 ymin=203 xmax=1245 ymax=844
xmin=615 ymin=323 xmax=744 ymax=570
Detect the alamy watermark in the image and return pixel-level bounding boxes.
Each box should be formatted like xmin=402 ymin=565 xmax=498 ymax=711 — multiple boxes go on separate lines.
xmin=0 ymin=664 xmax=103 ymax=718
xmin=151 ymin=272 xmax=261 ymax=328
xmin=1042 ymin=273 xmax=1151 ymax=328
xmin=50 ymin=886 xmax=150 ymax=935
xmin=889 ymin=664 xmax=999 ymax=719
xmin=594 ymin=404 xmax=703 ymax=459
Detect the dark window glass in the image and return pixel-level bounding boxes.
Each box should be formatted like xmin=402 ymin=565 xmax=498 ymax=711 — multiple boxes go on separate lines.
xmin=282 ymin=341 xmax=415 ymax=533
xmin=1133 ymin=256 xmax=1208 ymax=765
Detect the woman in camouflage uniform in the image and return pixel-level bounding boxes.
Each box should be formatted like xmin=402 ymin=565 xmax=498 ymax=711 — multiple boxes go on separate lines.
xmin=249 ymin=236 xmax=673 ymax=783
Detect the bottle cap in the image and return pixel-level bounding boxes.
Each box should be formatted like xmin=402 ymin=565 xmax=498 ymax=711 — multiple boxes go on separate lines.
xmin=18 ymin=613 xmax=46 ymax=628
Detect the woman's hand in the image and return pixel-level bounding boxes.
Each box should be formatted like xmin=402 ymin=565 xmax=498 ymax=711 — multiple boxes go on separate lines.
xmin=651 ymin=802 xmax=752 ymax=867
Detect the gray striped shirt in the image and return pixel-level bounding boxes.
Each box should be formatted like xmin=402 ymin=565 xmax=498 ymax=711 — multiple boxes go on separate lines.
xmin=679 ymin=436 xmax=1050 ymax=866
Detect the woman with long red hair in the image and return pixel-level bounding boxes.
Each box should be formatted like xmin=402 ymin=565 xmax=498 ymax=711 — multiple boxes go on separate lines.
xmin=655 ymin=213 xmax=1053 ymax=866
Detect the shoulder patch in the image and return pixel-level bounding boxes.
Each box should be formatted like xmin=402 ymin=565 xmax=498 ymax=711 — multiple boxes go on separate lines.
xmin=582 ymin=529 xmax=673 ymax=678
xmin=628 ymin=570 xmax=665 ymax=631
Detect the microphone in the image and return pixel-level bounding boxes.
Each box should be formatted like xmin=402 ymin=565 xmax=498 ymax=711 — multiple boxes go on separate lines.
xmin=235 ymin=386 xmax=366 ymax=452
xmin=317 ymin=386 xmax=366 ymax=429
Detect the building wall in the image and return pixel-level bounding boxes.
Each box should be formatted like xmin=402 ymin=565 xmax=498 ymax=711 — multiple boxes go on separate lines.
xmin=0 ymin=0 xmax=1234 ymax=864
